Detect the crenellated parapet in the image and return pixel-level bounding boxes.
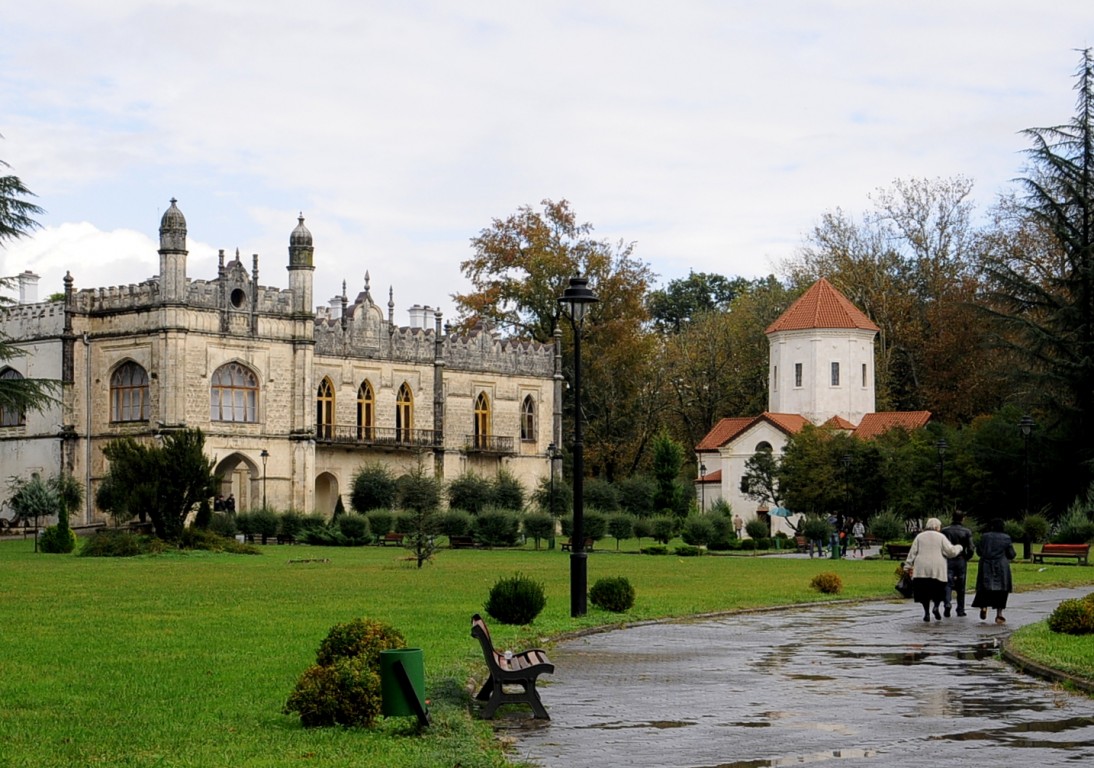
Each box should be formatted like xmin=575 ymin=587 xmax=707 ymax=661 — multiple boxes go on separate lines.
xmin=0 ymin=299 xmax=66 ymax=339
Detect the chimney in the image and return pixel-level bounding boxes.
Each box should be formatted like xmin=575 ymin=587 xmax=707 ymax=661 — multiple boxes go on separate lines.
xmin=18 ymin=271 xmax=40 ymax=304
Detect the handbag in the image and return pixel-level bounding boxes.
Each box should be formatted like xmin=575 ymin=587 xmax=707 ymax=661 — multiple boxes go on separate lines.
xmin=895 ymin=571 xmax=914 ymax=599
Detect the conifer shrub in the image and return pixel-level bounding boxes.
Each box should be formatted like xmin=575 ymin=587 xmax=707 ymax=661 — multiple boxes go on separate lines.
xmin=590 ymin=576 xmax=636 ymax=612
xmin=1046 ymin=594 xmax=1094 ymax=635
xmin=79 ymin=529 xmax=146 ymax=557
xmin=810 ymin=572 xmax=843 ymax=594
xmin=284 ymin=618 xmax=406 ymax=729
xmin=484 ymin=573 xmax=547 ymax=625
xmin=38 ymin=525 xmax=77 ymax=554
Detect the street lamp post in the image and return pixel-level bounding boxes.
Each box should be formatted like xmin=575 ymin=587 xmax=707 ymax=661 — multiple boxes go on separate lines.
xmin=558 ymin=276 xmax=598 ymax=618
xmin=936 ymin=438 xmax=948 ymax=511
xmin=547 ymin=442 xmax=560 ymax=548
xmin=699 ymin=462 xmax=707 ymax=513
xmin=260 ymin=449 xmax=269 ymax=510
xmin=1019 ymin=414 xmax=1035 ymax=559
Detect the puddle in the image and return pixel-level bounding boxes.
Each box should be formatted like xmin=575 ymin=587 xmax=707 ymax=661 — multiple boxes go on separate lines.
xmin=578 ymin=719 xmax=696 ymax=731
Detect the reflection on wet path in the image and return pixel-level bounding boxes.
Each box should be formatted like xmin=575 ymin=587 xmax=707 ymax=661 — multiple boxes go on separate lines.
xmin=506 ymin=588 xmax=1094 ymax=767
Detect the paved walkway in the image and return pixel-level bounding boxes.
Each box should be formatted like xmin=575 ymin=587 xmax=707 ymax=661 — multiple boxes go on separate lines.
xmin=504 ymin=587 xmax=1094 ymax=767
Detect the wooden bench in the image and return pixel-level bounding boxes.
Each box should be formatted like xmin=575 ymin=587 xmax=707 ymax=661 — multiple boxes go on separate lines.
xmin=470 ymin=613 xmax=554 ymax=719
xmin=448 ymin=535 xmax=476 ymax=549
xmin=794 ymin=535 xmax=810 ymax=553
xmin=1032 ymin=543 xmax=1090 ymax=565
xmin=276 ymin=533 xmax=296 ymax=545
xmin=885 ymin=543 xmax=912 ymax=561
xmin=379 ymin=532 xmax=405 ymax=546
xmin=560 ymin=537 xmax=594 ymax=552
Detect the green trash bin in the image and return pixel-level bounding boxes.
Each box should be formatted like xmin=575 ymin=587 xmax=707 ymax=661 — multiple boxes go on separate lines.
xmin=379 ymin=648 xmax=425 ymax=718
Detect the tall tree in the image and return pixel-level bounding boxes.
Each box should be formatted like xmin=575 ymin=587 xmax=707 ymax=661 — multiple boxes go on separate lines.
xmin=454 ymin=199 xmax=658 ymax=478
xmin=0 ymin=155 xmax=58 ymax=418
xmin=647 ymin=271 xmax=749 ymax=334
xmin=979 ymin=49 xmax=1094 ymax=502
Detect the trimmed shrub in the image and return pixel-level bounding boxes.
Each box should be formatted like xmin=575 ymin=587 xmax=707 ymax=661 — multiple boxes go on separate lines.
xmin=674 ymin=545 xmax=701 ymax=557
xmin=38 ymin=525 xmax=77 ymax=554
xmin=208 ymin=512 xmax=237 ymax=537
xmin=447 ymin=472 xmax=493 ymax=515
xmin=280 ymin=511 xmax=305 ymax=540
xmin=336 ymin=513 xmax=371 ymax=545
xmin=522 ymin=512 xmax=555 ymax=549
xmin=583 ymin=510 xmax=608 ymax=541
xmin=607 ymin=513 xmax=634 ymax=549
xmin=251 ymin=508 xmax=280 ymax=544
xmin=437 ymin=509 xmax=473 ymax=538
xmin=78 ymin=529 xmax=145 ymax=557
xmin=350 ymin=463 xmax=398 ymax=513
xmin=492 ymin=469 xmax=525 ymax=512
xmin=641 ymin=545 xmax=669 ymax=555
xmin=708 ymin=515 xmax=735 ymax=550
xmin=284 ymin=618 xmax=405 ymax=728
xmin=559 ymin=513 xmax=574 ymax=538
xmin=1046 ymin=595 xmax=1094 ymax=635
xmin=485 ymin=573 xmax=547 ymax=625
xmin=744 ymin=518 xmax=769 ymax=540
xmin=234 ymin=512 xmax=255 ymax=536
xmin=315 ymin=617 xmax=406 ymax=667
xmin=365 ymin=510 xmax=394 ymax=536
xmin=532 ymin=474 xmax=571 ymax=516
xmin=650 ymin=515 xmax=676 ymax=545
xmin=616 ymin=474 xmax=657 ymax=517
xmin=590 ymin=576 xmax=636 ymax=613
xmin=632 ymin=516 xmax=654 ymax=542
xmin=474 ymin=508 xmax=521 ymax=547
xmin=179 ymin=526 xmax=260 ymax=554
xmin=1020 ymin=513 xmax=1050 ymax=544
xmin=584 ymin=478 xmax=620 ymax=513
xmin=681 ymin=516 xmax=715 ymax=550
xmin=810 ymin=572 xmax=843 ymax=594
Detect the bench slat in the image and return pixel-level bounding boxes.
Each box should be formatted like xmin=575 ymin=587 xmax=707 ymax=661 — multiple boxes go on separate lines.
xmin=471 ymin=613 xmax=553 ymax=719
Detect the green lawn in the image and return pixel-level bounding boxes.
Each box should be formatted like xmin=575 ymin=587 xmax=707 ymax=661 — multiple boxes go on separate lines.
xmin=2 ymin=538 xmax=1093 ymax=767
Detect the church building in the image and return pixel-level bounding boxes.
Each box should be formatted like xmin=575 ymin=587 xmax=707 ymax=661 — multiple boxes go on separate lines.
xmin=0 ymin=200 xmax=559 ymax=524
xmin=695 ymin=278 xmax=930 ymax=528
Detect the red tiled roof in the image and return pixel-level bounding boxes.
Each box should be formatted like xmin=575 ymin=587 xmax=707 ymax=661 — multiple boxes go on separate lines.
xmin=823 ymin=415 xmax=857 ymax=430
xmin=695 ymin=413 xmax=808 ymax=450
xmin=853 ymin=411 xmax=932 ymax=439
xmin=696 ymin=417 xmax=754 ymax=450
xmin=765 ymin=278 xmax=880 ymax=334
xmin=697 ymin=469 xmax=722 ymax=483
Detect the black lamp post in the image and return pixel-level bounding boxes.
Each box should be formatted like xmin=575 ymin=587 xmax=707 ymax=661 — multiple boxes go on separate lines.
xmin=260 ymin=449 xmax=269 ymax=510
xmin=699 ymin=462 xmax=707 ymax=513
xmin=558 ymin=276 xmax=598 ymax=618
xmin=1019 ymin=414 xmax=1035 ymax=559
xmin=936 ymin=438 xmax=948 ymax=511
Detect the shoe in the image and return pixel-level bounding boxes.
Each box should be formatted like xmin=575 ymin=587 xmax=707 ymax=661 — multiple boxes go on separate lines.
xmin=995 ymin=616 xmax=1006 ymax=625
xmin=956 ymin=611 xmax=967 ymax=617
xmin=979 ymin=608 xmax=988 ymax=620
xmin=944 ymin=606 xmax=951 ymax=618
xmin=923 ymin=614 xmax=930 ymax=623
xmin=933 ymin=608 xmax=942 ymax=621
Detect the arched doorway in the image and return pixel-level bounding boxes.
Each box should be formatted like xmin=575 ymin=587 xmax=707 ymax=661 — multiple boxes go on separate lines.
xmin=315 ymin=472 xmax=340 ymax=518
xmin=213 ymin=453 xmax=261 ymax=512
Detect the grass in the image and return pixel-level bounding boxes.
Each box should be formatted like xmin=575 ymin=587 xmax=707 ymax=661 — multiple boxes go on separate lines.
xmin=2 ymin=537 xmax=1094 ymax=767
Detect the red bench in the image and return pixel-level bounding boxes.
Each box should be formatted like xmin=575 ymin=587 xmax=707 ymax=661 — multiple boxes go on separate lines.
xmin=1032 ymin=543 xmax=1090 ymax=565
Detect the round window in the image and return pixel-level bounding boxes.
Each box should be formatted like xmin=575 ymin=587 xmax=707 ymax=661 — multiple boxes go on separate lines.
xmin=230 ymin=288 xmax=246 ymax=308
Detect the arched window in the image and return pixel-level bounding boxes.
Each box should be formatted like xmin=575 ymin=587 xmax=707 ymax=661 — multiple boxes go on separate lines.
xmin=357 ymin=380 xmax=375 ymax=440
xmin=395 ymin=382 xmax=413 ymax=443
xmin=0 ymin=368 xmax=26 ymax=427
xmin=316 ymin=376 xmax=335 ymax=439
xmin=520 ymin=395 xmax=536 ymax=441
xmin=110 ymin=361 xmax=150 ymax=422
xmin=210 ymin=362 xmax=258 ymax=422
xmin=474 ymin=391 xmax=491 ymax=449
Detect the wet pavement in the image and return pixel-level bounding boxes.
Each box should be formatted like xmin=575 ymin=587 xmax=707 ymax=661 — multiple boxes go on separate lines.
xmin=505 ymin=587 xmax=1094 ymax=767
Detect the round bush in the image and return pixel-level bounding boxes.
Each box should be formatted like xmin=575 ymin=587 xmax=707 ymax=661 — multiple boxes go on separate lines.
xmin=810 ymin=572 xmax=843 ymax=594
xmin=337 ymin=513 xmax=371 ymax=544
xmin=474 ymin=508 xmax=521 ymax=547
xmin=38 ymin=525 xmax=77 ymax=554
xmin=650 ymin=515 xmax=676 ymax=544
xmin=315 ymin=617 xmax=406 ymax=667
xmin=283 ymin=656 xmax=382 ymax=728
xmin=590 ymin=576 xmax=635 ymax=613
xmin=437 ymin=509 xmax=473 ymax=537
xmin=1046 ymin=596 xmax=1094 ymax=635
xmin=681 ymin=516 xmax=714 ymax=548
xmin=485 ymin=573 xmax=547 ymax=625
xmin=364 ymin=510 xmax=394 ymax=536
xmin=522 ymin=512 xmax=555 ymax=546
xmin=744 ymin=517 xmax=769 ymax=540
xmin=868 ymin=510 xmax=906 ymax=543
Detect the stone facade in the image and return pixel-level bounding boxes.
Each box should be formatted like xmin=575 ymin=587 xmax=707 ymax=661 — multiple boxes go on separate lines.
xmin=0 ymin=200 xmax=559 ymax=524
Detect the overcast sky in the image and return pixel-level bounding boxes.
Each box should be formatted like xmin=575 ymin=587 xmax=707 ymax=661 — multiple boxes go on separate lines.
xmin=1 ymin=2 xmax=1091 ymax=320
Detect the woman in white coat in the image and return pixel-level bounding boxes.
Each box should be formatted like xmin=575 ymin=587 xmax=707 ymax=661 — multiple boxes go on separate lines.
xmin=903 ymin=517 xmax=965 ymax=622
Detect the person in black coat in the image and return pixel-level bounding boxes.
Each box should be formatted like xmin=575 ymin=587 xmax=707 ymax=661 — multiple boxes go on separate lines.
xmin=941 ymin=512 xmax=975 ymax=617
xmin=971 ymin=518 xmax=1016 ymax=624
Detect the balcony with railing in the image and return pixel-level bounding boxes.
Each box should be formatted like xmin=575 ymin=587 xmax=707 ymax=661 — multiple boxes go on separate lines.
xmin=461 ymin=434 xmax=515 ymax=455
xmin=315 ymin=425 xmax=442 ymax=448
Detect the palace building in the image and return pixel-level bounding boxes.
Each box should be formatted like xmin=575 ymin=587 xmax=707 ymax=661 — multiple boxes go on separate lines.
xmin=0 ymin=200 xmax=559 ymax=524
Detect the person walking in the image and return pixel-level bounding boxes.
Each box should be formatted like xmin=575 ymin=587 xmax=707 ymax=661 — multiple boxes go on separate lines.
xmin=941 ymin=512 xmax=975 ymax=617
xmin=733 ymin=515 xmax=744 ymax=540
xmin=971 ymin=518 xmax=1016 ymax=624
xmin=850 ymin=519 xmax=866 ymax=557
xmin=903 ymin=517 xmax=965 ymax=622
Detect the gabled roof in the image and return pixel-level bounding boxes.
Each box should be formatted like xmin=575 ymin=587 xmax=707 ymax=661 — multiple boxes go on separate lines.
xmin=695 ymin=412 xmax=809 ymax=451
xmin=765 ymin=278 xmax=880 ymax=334
xmin=823 ymin=415 xmax=857 ymax=431
xmin=853 ymin=411 xmax=932 ymax=439
xmin=697 ymin=469 xmax=722 ymax=483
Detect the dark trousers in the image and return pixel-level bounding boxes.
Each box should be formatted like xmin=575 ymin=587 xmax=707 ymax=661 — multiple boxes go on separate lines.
xmin=945 ymin=558 xmax=968 ymax=613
